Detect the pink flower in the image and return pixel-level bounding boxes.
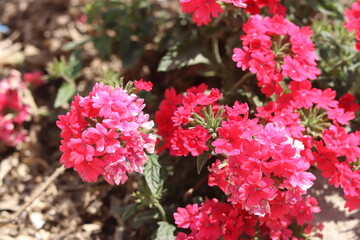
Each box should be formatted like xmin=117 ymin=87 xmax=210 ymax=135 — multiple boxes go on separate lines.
xmin=212 ymin=122 xmax=246 ymax=156
xmin=174 ymin=199 xmax=249 ymax=239
xmin=57 ymin=82 xmax=156 ymax=184
xmin=0 ymin=70 xmax=30 ymax=146
xmin=281 ymin=56 xmax=307 ymax=82
xmin=345 ymin=0 xmax=360 ymax=51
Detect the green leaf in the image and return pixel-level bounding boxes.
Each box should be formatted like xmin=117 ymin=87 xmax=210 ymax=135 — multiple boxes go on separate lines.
xmin=144 ymin=154 xmax=162 ymax=195
xmin=197 ymin=151 xmax=211 ymax=174
xmin=54 ymin=82 xmax=76 ymax=108
xmin=93 ymin=35 xmax=112 ymax=59
xmin=157 ymin=44 xmax=208 ymax=72
xmin=61 ymin=36 xmax=91 ymax=51
xmin=47 ymin=50 xmax=82 ymax=83
xmin=119 ymin=203 xmax=140 ymax=222
xmin=155 ymin=221 xmax=175 ymax=240
xmin=68 ymin=50 xmax=82 ymax=80
xmin=118 ymin=39 xmax=143 ymax=69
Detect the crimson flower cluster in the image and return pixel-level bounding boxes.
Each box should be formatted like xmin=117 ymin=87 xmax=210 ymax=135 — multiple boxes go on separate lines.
xmin=156 ymin=83 xmax=222 ymax=157
xmin=57 ymin=82 xmax=156 ymax=184
xmin=232 ymin=15 xmax=320 ymax=96
xmin=155 ymin=88 xmax=183 ymax=154
xmin=0 ymin=70 xmax=30 ymax=147
xmin=174 ymin=197 xmax=321 ymax=239
xmin=179 ymin=0 xmax=285 ymax=26
xmin=345 ymin=0 xmax=360 ymax=51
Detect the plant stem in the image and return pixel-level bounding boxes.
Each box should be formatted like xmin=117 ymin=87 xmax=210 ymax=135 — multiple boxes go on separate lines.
xmin=154 ymin=200 xmax=167 ymax=222
xmin=212 ymin=37 xmax=222 ymax=65
xmin=226 ymin=72 xmax=254 ymax=95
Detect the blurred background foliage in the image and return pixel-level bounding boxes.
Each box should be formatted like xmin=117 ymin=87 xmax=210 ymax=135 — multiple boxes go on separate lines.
xmin=56 ymin=0 xmax=359 ymax=127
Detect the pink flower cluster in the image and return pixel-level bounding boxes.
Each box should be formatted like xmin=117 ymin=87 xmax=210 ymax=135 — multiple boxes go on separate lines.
xmin=256 ymin=80 xmax=360 ymax=210
xmin=232 ymin=15 xmax=320 ymax=96
xmin=57 ymin=82 xmax=156 ymax=184
xmin=316 ymin=126 xmax=360 ymax=211
xmin=345 ymin=0 xmax=360 ymax=51
xmin=0 ymin=70 xmax=30 ymax=147
xmin=179 ymin=0 xmax=285 ymax=26
xmin=210 ymin=120 xmax=315 ymax=217
xmin=174 ymin=197 xmax=321 ymax=239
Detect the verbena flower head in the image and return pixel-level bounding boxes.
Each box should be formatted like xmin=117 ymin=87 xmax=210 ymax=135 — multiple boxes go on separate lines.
xmin=232 ymin=15 xmax=320 ymax=96
xmin=210 ymin=118 xmax=315 ymax=217
xmin=56 ymin=82 xmax=156 ymax=184
xmin=179 ymin=0 xmax=286 ymax=26
xmin=256 ymin=80 xmax=360 ymax=211
xmin=174 ymin=197 xmax=320 ymax=239
xmin=0 ymin=70 xmax=30 ymax=147
xmin=155 ymin=84 xmax=221 ymax=157
xmin=345 ymin=0 xmax=360 ymax=51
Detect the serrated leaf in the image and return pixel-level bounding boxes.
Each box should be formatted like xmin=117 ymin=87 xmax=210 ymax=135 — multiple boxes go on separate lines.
xmin=144 ymin=154 xmax=162 ymax=195
xmin=155 ymin=221 xmax=175 ymax=240
xmin=54 ymin=82 xmax=76 ymax=108
xmin=197 ymin=151 xmax=211 ymax=174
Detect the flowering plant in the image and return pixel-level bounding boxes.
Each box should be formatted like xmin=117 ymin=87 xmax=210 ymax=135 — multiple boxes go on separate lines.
xmin=52 ymin=0 xmax=360 ymax=239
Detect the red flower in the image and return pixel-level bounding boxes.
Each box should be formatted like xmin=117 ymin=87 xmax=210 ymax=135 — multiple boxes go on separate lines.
xmin=133 ymin=79 xmax=153 ymax=92
xmin=171 ymin=125 xmax=210 ymax=156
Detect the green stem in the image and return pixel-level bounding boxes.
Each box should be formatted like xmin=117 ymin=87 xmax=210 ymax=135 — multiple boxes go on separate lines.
xmin=154 ymin=201 xmax=167 ymax=222
xmin=331 ymin=53 xmax=358 ymax=70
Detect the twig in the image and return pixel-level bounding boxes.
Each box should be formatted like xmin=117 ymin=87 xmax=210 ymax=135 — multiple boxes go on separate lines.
xmin=0 ymin=165 xmax=65 ymax=225
xmin=225 ymin=71 xmax=254 ymax=96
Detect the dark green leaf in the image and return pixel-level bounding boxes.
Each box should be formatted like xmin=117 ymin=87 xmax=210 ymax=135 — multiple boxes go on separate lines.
xmin=119 ymin=203 xmax=140 ymax=222
xmin=197 ymin=151 xmax=211 ymax=174
xmin=119 ymin=40 xmax=143 ymax=69
xmin=155 ymin=221 xmax=175 ymax=240
xmin=93 ymin=35 xmax=112 ymax=59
